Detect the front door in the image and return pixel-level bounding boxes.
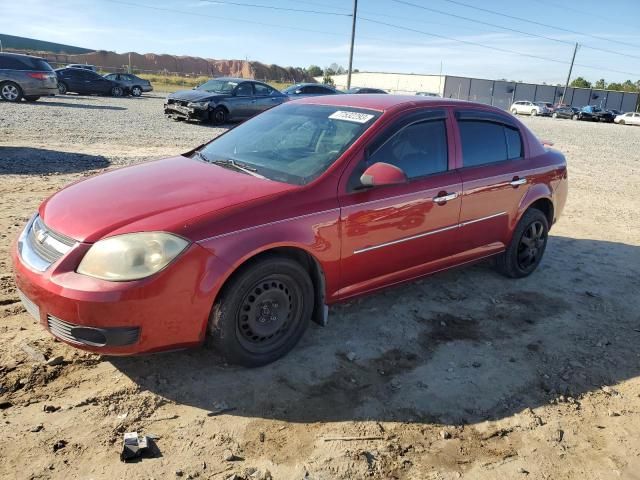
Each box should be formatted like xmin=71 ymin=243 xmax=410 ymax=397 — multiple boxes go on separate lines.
xmin=338 ymin=109 xmax=462 ymax=298
xmin=229 ymin=82 xmax=255 ymax=118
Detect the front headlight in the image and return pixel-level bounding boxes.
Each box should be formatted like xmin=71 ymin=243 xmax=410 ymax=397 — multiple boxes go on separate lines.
xmin=77 ymin=232 xmax=189 ymax=281
xmin=187 ymin=101 xmax=209 ymax=109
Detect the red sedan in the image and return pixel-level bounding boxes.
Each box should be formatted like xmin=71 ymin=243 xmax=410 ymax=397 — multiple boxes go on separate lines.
xmin=13 ymin=95 xmax=568 ymax=366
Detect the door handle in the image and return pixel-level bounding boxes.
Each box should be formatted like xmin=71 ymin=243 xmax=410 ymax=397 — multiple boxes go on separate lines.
xmin=432 ymin=192 xmax=458 ymax=204
xmin=510 ymin=177 xmax=527 ymax=187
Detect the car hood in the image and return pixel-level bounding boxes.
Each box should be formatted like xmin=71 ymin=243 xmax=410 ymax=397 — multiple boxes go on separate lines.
xmin=167 ymin=89 xmax=230 ymax=102
xmin=39 ymin=156 xmax=296 ymax=243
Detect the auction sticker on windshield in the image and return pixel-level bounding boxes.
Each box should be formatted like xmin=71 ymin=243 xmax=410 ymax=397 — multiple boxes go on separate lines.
xmin=329 ymin=111 xmax=375 ymax=123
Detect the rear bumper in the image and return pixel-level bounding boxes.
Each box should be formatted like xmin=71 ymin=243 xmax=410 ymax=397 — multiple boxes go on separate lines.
xmin=23 ymin=85 xmax=58 ymax=97
xmin=12 ymin=237 xmax=224 ymax=355
xmin=164 ymin=103 xmax=208 ymax=121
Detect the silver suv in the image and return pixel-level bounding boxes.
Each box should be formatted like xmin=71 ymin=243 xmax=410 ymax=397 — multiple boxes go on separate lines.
xmin=0 ymin=53 xmax=58 ymax=102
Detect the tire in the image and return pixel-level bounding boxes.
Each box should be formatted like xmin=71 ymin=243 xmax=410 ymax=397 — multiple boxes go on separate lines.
xmin=552 ymin=112 xmax=558 ymax=119
xmin=0 ymin=82 xmax=23 ymax=102
xmin=207 ymin=257 xmax=314 ymax=367
xmin=111 ymin=86 xmax=124 ymax=97
xmin=620 ymin=120 xmax=625 ymax=125
xmin=572 ymin=114 xmax=578 ymax=121
xmin=24 ymin=96 xmax=40 ymax=102
xmin=210 ymin=106 xmax=228 ymax=125
xmin=131 ymin=86 xmax=142 ymax=97
xmin=511 ymin=108 xmax=518 ymax=115
xmin=496 ymin=208 xmax=549 ymax=279
xmin=531 ymin=109 xmax=537 ymax=116
xmin=57 ymin=82 xmax=68 ymax=95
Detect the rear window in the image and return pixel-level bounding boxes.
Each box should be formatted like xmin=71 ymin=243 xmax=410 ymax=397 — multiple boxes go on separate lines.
xmin=459 ymin=120 xmax=523 ymax=167
xmin=0 ymin=55 xmax=52 ymax=71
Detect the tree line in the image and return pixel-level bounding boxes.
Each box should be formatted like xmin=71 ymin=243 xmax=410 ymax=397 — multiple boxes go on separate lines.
xmin=570 ymin=77 xmax=640 ymax=92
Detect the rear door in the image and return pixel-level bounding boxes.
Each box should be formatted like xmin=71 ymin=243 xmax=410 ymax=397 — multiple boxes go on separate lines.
xmin=338 ymin=109 xmax=463 ymax=297
xmin=453 ymin=109 xmax=531 ymax=253
xmin=60 ymin=68 xmax=84 ymax=92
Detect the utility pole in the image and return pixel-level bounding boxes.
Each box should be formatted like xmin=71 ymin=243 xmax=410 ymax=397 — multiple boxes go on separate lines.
xmin=0 ymin=40 xmax=3 ymax=53
xmin=128 ymin=52 xmax=132 ymax=74
xmin=560 ymin=42 xmax=579 ymax=105
xmin=346 ymin=0 xmax=358 ymax=89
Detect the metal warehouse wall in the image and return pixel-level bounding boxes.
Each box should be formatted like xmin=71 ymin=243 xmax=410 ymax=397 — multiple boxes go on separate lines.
xmin=443 ymin=76 xmax=638 ymax=111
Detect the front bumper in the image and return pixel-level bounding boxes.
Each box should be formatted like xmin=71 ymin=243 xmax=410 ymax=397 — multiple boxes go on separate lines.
xmin=164 ymin=103 xmax=208 ymax=121
xmin=12 ymin=222 xmax=223 ymax=355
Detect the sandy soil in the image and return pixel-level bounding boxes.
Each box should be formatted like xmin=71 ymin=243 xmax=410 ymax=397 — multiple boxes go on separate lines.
xmin=1 ymin=94 xmax=639 ymax=480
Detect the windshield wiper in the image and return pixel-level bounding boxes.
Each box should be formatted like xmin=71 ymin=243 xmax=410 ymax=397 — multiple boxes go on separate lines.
xmin=210 ymin=159 xmax=266 ymax=179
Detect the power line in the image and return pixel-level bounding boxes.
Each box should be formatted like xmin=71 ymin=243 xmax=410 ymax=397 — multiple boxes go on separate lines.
xmin=197 ymin=0 xmax=351 ymax=17
xmin=393 ymin=0 xmax=640 ymax=61
xmin=530 ymin=0 xmax=640 ymax=33
xmin=436 ymin=0 xmax=640 ymax=50
xmin=359 ymin=16 xmax=640 ymax=77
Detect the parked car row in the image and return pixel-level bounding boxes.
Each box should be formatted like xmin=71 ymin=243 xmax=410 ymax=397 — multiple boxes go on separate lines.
xmin=0 ymin=52 xmax=153 ymax=101
xmin=510 ymin=100 xmax=631 ymax=124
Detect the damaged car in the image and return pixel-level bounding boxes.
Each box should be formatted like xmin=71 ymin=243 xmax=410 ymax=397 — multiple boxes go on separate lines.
xmin=164 ymin=77 xmax=288 ymax=124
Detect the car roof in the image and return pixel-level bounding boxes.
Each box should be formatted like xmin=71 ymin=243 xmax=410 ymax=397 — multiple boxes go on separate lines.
xmin=290 ymin=83 xmax=332 ymax=88
xmin=291 ymin=94 xmax=489 ymax=112
xmin=0 ymin=52 xmax=46 ymax=60
xmin=210 ymin=77 xmax=257 ymax=83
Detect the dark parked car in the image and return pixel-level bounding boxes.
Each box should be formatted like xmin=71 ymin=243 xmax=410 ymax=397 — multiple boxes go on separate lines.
xmin=67 ymin=64 xmax=97 ymax=72
xmin=282 ymin=83 xmax=341 ymax=97
xmin=104 ymin=73 xmax=153 ymax=96
xmin=164 ymin=77 xmax=287 ymax=124
xmin=56 ymin=68 xmax=124 ymax=96
xmin=0 ymin=52 xmax=57 ymax=102
xmin=344 ymin=87 xmax=387 ymax=94
xmin=580 ymin=105 xmax=614 ymax=122
xmin=551 ymin=107 xmax=579 ymax=119
xmin=13 ymin=95 xmax=567 ymax=366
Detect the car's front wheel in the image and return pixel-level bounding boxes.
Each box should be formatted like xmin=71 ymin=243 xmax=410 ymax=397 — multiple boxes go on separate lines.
xmin=0 ymin=82 xmax=23 ymax=102
xmin=496 ymin=208 xmax=549 ymax=278
xmin=572 ymin=114 xmax=579 ymax=120
xmin=531 ymin=109 xmax=537 ymax=116
xmin=620 ymin=119 xmax=626 ymax=125
xmin=111 ymin=86 xmax=124 ymax=97
xmin=207 ymin=257 xmax=314 ymax=367
xmin=552 ymin=112 xmax=558 ymax=119
xmin=511 ymin=108 xmax=518 ymax=115
xmin=210 ymin=106 xmax=228 ymax=125
xmin=131 ymin=86 xmax=142 ymax=97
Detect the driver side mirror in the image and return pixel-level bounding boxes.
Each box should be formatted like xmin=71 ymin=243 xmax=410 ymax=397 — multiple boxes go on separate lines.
xmin=360 ymin=162 xmax=407 ymax=187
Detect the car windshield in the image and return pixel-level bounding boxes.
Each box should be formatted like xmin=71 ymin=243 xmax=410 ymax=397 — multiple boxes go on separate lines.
xmin=198 ymin=103 xmax=381 ymax=185
xmin=197 ymin=79 xmax=239 ymax=93
xmin=282 ymin=85 xmax=303 ymax=94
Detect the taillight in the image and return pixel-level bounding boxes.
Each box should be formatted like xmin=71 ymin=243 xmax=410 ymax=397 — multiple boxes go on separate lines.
xmin=27 ymin=72 xmax=49 ymax=80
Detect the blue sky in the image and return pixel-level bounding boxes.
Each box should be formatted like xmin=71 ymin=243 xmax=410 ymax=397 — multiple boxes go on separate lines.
xmin=2 ymin=0 xmax=640 ymax=84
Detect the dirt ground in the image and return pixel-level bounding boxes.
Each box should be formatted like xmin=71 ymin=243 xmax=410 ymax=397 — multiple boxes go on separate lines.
xmin=1 ymin=94 xmax=639 ymax=480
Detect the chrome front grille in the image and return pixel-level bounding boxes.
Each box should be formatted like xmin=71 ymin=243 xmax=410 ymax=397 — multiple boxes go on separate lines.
xmin=47 ymin=315 xmax=83 ymax=345
xmin=19 ymin=215 xmax=77 ymax=272
xmin=17 ymin=289 xmax=40 ymax=320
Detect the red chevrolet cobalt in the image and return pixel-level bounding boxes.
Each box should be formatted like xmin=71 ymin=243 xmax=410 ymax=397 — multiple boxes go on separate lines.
xmin=13 ymin=95 xmax=567 ymax=366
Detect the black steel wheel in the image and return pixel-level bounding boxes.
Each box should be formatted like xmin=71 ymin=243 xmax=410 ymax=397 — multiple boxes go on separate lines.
xmin=210 ymin=106 xmax=228 ymax=125
xmin=495 ymin=208 xmax=549 ymax=278
xmin=208 ymin=256 xmax=313 ymax=366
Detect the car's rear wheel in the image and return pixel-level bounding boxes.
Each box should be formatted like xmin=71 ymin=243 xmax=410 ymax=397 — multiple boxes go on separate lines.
xmin=24 ymin=96 xmax=40 ymax=102
xmin=0 ymin=82 xmax=23 ymax=102
xmin=58 ymin=82 xmax=68 ymax=95
xmin=207 ymin=257 xmax=313 ymax=367
xmin=131 ymin=86 xmax=142 ymax=97
xmin=210 ymin=106 xmax=228 ymax=125
xmin=111 ymin=86 xmax=124 ymax=97
xmin=496 ymin=208 xmax=549 ymax=279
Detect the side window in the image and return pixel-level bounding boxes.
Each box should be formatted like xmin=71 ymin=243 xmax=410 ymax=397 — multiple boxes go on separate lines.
xmin=368 ymin=120 xmax=448 ymax=179
xmin=105 ymin=74 xmax=116 ymax=80
xmin=254 ymin=83 xmax=273 ymax=96
xmin=235 ymin=83 xmax=253 ymax=96
xmin=458 ymin=120 xmax=523 ymax=167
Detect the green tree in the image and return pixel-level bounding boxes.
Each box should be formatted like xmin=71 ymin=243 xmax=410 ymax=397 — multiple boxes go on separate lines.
xmin=570 ymin=77 xmax=591 ymax=88
xmin=607 ymin=82 xmax=623 ymax=91
xmin=594 ymin=78 xmax=606 ymax=89
xmin=322 ymin=74 xmax=335 ymax=86
xmin=621 ymin=80 xmax=636 ymax=92
xmin=306 ymin=65 xmax=323 ymax=77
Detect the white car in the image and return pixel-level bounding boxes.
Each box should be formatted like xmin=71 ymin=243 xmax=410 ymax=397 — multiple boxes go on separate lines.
xmin=510 ymin=100 xmax=549 ymax=116
xmin=614 ymin=112 xmax=640 ymax=126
